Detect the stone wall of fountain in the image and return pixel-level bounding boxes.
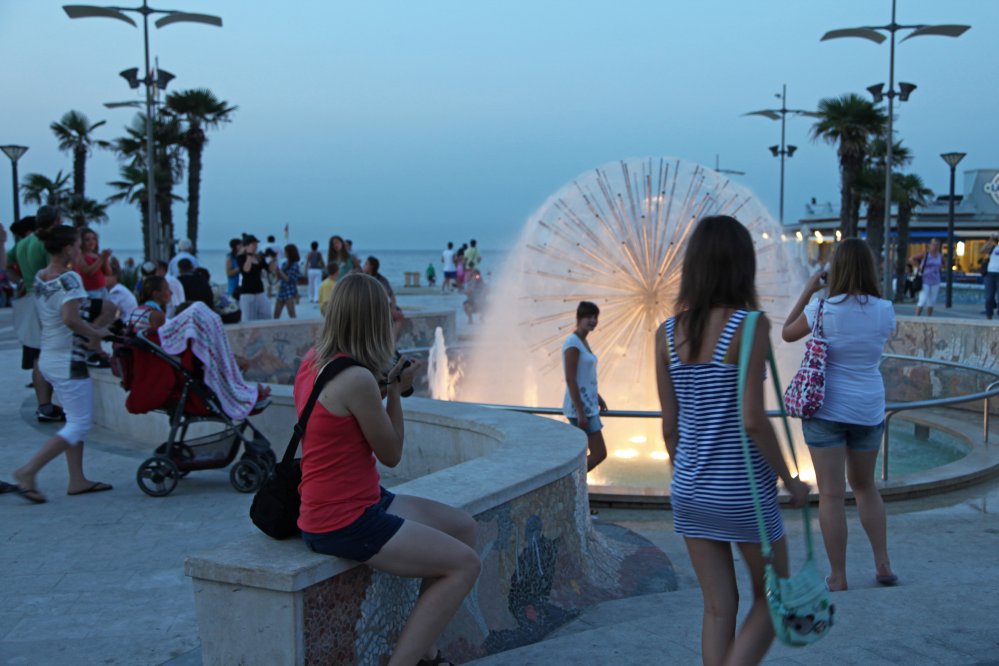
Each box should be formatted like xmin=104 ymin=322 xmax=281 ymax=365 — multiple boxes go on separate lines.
xmin=460 ymin=157 xmax=810 ymax=486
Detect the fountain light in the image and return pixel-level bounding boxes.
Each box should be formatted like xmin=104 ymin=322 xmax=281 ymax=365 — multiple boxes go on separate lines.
xmin=836 ymin=230 xmax=842 ymax=241
xmin=814 ymin=231 xmax=824 ymax=243
xmin=762 ymin=232 xmax=769 ymax=239
xmin=650 ymin=451 xmax=669 ymax=460
xmin=629 ymin=436 xmax=647 ymax=443
xmin=796 ymin=231 xmax=803 ymax=241
xmin=614 ymin=449 xmax=639 ymax=459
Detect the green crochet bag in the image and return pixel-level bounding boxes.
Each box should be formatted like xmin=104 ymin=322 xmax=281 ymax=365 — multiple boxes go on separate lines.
xmin=737 ymin=311 xmax=834 ymax=647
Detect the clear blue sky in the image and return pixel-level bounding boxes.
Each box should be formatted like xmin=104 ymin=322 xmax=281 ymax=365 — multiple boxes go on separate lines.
xmin=1 ymin=1 xmax=994 ymax=252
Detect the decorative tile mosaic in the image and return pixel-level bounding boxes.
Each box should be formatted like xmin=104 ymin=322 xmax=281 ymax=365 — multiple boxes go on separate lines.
xmin=223 ymin=311 xmax=456 ymax=385
xmin=300 ymin=466 xmax=676 ymax=665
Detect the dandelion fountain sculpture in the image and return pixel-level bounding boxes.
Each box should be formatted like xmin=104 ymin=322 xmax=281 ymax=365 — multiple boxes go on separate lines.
xmin=462 ymin=157 xmax=810 ymax=489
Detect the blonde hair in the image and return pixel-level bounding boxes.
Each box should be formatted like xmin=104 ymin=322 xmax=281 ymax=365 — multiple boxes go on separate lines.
xmin=315 ymin=273 xmax=395 ymax=378
xmin=826 ymin=238 xmax=881 ymax=301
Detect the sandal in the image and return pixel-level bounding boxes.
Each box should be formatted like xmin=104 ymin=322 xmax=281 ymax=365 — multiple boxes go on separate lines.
xmin=16 ymin=487 xmax=47 ymax=504
xmin=417 ymin=650 xmax=454 ymax=666
xmin=0 ymin=481 xmax=16 ymax=494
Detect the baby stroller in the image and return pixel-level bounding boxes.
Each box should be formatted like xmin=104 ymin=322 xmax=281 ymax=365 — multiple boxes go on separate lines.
xmin=111 ymin=329 xmax=276 ymax=497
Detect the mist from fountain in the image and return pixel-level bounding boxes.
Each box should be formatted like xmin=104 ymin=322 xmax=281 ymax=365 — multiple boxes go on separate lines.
xmin=428 ymin=326 xmax=459 ymax=401
xmin=459 ymin=157 xmax=813 ymax=487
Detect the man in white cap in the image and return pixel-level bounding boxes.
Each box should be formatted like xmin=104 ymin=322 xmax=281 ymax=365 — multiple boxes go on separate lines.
xmin=167 ymin=238 xmax=200 ymax=277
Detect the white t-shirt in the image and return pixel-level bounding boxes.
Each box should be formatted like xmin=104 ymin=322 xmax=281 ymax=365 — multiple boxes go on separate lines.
xmin=987 ymin=244 xmax=999 ymax=274
xmin=804 ymin=295 xmax=895 ymax=426
xmin=562 ymin=333 xmax=599 ymax=418
xmin=108 ymin=283 xmax=138 ymax=320
xmin=442 ymin=249 xmax=456 ymax=272
xmin=167 ymin=251 xmax=200 ymax=277
xmin=33 ymin=271 xmax=90 ymax=380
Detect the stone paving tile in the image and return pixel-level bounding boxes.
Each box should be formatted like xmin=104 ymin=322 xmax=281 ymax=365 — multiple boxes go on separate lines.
xmin=905 ymin=636 xmax=992 ymax=666
xmin=4 ymin=612 xmax=103 ymax=642
xmin=934 ymin=631 xmax=999 ymax=661
xmin=0 ymin=574 xmax=65 ymax=596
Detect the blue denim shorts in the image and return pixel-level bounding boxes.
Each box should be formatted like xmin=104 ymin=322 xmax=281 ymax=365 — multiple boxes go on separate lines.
xmin=569 ymin=413 xmax=603 ymax=434
xmin=302 ymin=486 xmax=404 ymax=562
xmin=801 ymin=418 xmax=884 ymax=453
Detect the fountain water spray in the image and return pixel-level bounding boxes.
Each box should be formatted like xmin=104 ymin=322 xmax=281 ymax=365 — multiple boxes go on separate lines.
xmin=427 ymin=326 xmax=458 ymax=401
xmin=463 ymin=157 xmax=811 ymax=487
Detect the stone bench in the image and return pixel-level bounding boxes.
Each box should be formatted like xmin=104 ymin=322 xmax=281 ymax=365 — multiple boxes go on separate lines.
xmin=183 ymin=399 xmax=676 ymax=666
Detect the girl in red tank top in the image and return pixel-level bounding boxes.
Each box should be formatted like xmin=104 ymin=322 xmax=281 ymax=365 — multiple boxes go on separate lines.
xmin=296 ymin=274 xmax=480 ymax=666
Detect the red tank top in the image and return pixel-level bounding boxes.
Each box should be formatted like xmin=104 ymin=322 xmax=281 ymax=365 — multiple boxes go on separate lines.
xmin=77 ymin=254 xmax=106 ymax=291
xmin=295 ymin=349 xmax=381 ymax=533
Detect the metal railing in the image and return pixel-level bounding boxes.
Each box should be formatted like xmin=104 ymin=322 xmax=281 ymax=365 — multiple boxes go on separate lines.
xmin=468 ymin=353 xmax=999 ymax=482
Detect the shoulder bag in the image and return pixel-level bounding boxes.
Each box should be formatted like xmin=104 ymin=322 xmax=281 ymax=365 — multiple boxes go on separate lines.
xmin=738 ymin=311 xmax=834 ymax=647
xmin=250 ymin=356 xmax=359 ymax=540
xmin=782 ymin=299 xmax=827 ymax=419
xmin=912 ymin=257 xmax=925 ymax=293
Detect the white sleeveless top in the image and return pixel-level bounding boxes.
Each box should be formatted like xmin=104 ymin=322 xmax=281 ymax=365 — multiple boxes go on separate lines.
xmin=562 ymin=333 xmax=599 ymax=418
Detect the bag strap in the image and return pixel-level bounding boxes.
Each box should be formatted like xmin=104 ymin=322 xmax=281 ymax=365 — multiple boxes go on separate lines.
xmin=281 ymin=356 xmax=360 ymax=465
xmin=812 ymin=299 xmax=825 ymax=338
xmin=736 ymin=312 xmax=815 ymax=561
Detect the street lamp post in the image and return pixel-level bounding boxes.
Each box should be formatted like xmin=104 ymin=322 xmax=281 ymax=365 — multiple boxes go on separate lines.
xmin=743 ymin=85 xmax=821 ymax=225
xmin=941 ymin=152 xmax=966 ymax=309
xmin=63 ymin=2 xmax=221 ymax=261
xmin=821 ymin=0 xmax=969 ymax=299
xmin=0 ymin=146 xmax=28 ymax=225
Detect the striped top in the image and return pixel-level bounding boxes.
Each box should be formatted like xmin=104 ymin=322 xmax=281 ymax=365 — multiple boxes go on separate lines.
xmin=666 ymin=310 xmax=785 ymax=544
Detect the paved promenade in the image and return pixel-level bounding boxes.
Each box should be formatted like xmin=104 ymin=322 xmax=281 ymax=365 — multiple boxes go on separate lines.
xmin=1 ymin=302 xmax=998 ymax=665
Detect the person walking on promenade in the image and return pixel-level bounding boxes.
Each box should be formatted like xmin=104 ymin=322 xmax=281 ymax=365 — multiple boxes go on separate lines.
xmin=7 ymin=206 xmax=66 ymax=423
xmin=454 ymin=248 xmax=466 ymax=289
xmin=237 ymin=235 xmax=271 ymax=321
xmin=655 ymin=216 xmax=809 ymax=666
xmin=426 ymin=262 xmax=436 ymax=287
xmin=297 ymin=273 xmax=478 ymax=666
xmin=783 ymin=238 xmax=897 ymax=591
xmin=911 ymin=238 xmax=943 ymax=317
xmin=441 ymin=242 xmax=456 ymax=294
xmin=274 ymin=244 xmax=301 ymax=320
xmin=319 ymin=262 xmax=340 ymax=316
xmin=167 ymin=238 xmax=199 ymax=277
xmin=12 ymin=225 xmax=115 ymax=503
xmin=305 ymin=241 xmax=325 ymax=303
xmin=563 ymin=301 xmax=609 ymax=473
xmin=328 ymin=235 xmax=359 ymax=280
xmin=225 ymin=238 xmax=242 ymax=296
xmin=980 ymin=233 xmax=999 ymax=321
xmin=465 ymin=239 xmax=482 ymax=273
xmin=364 ymin=256 xmax=405 ymax=341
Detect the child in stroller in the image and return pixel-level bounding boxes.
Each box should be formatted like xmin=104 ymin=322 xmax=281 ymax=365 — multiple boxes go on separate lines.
xmin=111 ymin=302 xmax=276 ymax=496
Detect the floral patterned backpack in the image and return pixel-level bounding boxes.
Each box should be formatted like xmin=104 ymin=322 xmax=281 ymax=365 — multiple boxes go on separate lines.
xmin=783 ymin=299 xmax=827 ymax=418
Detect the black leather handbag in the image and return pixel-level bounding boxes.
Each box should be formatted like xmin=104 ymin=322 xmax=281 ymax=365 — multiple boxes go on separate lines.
xmin=250 ymin=356 xmax=359 ymax=540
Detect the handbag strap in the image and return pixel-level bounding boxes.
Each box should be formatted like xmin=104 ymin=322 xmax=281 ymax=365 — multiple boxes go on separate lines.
xmin=736 ymin=312 xmax=814 ymax=561
xmin=812 ymin=299 xmax=825 ymax=338
xmin=281 ymin=355 xmax=360 ymax=465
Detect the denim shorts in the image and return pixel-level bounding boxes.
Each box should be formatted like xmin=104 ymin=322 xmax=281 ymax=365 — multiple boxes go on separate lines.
xmin=302 ymin=487 xmax=404 ymax=562
xmin=569 ymin=413 xmax=603 ymax=434
xmin=801 ymin=417 xmax=884 ymax=453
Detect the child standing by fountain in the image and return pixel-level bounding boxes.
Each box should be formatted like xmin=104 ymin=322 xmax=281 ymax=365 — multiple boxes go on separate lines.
xmin=562 ymin=301 xmax=608 ymax=472
xmin=656 ymin=215 xmax=809 ymax=666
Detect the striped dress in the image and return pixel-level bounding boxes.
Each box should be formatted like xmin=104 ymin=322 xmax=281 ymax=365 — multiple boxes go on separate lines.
xmin=666 ymin=310 xmax=785 ymax=543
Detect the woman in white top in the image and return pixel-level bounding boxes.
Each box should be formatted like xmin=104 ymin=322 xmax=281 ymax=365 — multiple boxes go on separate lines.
xmin=782 ymin=238 xmax=897 ymax=590
xmin=12 ymin=225 xmax=114 ymax=504
xmin=562 ymin=301 xmax=608 ymax=472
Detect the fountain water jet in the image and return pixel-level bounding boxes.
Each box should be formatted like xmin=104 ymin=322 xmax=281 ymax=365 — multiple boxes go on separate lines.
xmin=462 ymin=157 xmax=811 ymax=488
xmin=427 ymin=327 xmax=459 ymax=401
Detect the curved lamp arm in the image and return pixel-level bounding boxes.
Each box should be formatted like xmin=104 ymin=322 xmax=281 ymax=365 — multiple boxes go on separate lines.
xmin=156 ymin=12 xmax=222 ymax=28
xmin=63 ymin=5 xmax=137 ymax=27
xmin=900 ymin=24 xmax=970 ymax=42
xmin=821 ymin=28 xmax=886 ymax=44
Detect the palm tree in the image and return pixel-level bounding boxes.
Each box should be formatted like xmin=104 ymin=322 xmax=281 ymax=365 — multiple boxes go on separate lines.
xmin=106 ymin=164 xmax=181 ymax=260
xmin=63 ymin=194 xmax=110 ymax=227
xmin=894 ymin=173 xmax=933 ymax=300
xmin=50 ymin=110 xmax=111 ymax=209
xmin=810 ymin=94 xmax=888 ymax=239
xmin=21 ymin=171 xmax=71 ymax=207
xmin=166 ymin=88 xmax=237 ymax=252
xmin=856 ymin=138 xmax=912 ymax=268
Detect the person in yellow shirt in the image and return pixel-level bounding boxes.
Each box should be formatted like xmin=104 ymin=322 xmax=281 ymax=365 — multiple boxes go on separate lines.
xmin=318 ymin=262 xmax=340 ymax=315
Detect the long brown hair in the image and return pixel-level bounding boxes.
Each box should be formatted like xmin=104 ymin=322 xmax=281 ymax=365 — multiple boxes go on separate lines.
xmin=826 ymin=237 xmax=881 ymax=301
xmin=674 ymin=215 xmax=759 ymax=357
xmin=284 ymin=243 xmax=300 ymax=263
xmin=315 ymin=273 xmax=395 ymax=378
xmin=327 ymin=235 xmax=349 ymax=266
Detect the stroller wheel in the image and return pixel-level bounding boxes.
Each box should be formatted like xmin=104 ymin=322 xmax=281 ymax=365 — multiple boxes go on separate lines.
xmin=230 ymin=459 xmax=265 ymax=493
xmin=137 ymin=457 xmax=180 ymax=497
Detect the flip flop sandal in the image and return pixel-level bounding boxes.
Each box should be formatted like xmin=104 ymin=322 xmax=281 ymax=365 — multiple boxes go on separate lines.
xmin=876 ymin=574 xmax=899 ymax=586
xmin=0 ymin=481 xmax=16 ymax=494
xmin=16 ymin=487 xmax=47 ymax=504
xmin=67 ymin=482 xmax=113 ymax=496
xmin=417 ymin=650 xmax=454 ymax=666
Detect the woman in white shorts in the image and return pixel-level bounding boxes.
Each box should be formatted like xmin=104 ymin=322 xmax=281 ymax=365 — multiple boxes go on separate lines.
xmin=12 ymin=225 xmax=114 ymax=504
xmin=910 ymin=239 xmax=943 ymax=317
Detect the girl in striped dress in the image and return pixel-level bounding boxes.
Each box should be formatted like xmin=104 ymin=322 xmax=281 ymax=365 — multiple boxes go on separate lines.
xmin=655 ymin=215 xmax=809 ymax=666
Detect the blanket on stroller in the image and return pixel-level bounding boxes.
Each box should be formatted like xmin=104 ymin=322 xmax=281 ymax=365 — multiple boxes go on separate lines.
xmin=158 ymin=302 xmax=259 ymax=420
